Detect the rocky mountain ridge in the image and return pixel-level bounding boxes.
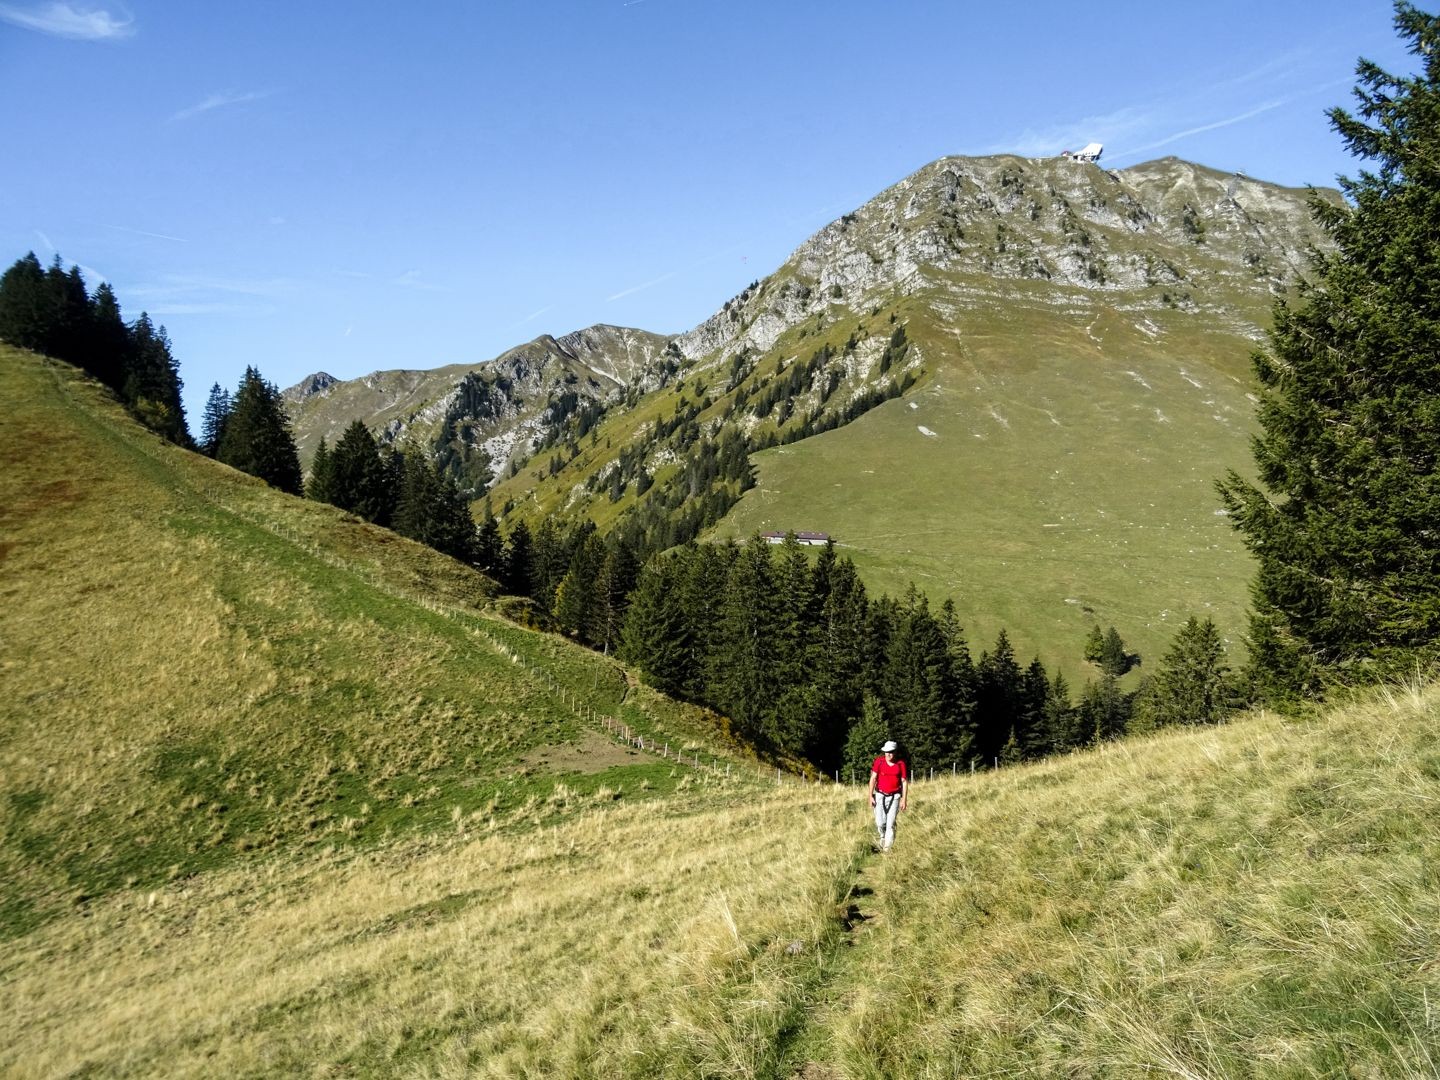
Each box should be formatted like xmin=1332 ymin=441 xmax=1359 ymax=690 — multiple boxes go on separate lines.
xmin=671 ymin=154 xmax=1329 ymax=366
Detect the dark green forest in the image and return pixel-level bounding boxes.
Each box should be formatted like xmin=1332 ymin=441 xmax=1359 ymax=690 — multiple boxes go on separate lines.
xmin=0 ymin=252 xmax=187 ymax=444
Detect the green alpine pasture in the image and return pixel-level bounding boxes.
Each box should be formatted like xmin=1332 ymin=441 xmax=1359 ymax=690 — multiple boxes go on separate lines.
xmin=715 ymin=293 xmax=1262 ymax=680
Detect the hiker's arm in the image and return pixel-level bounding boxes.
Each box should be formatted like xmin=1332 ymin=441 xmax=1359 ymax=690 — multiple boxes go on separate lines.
xmin=900 ymin=774 xmax=908 ymax=811
xmin=868 ymin=770 xmax=877 ymax=805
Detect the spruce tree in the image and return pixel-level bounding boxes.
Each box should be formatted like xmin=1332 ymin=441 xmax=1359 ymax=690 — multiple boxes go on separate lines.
xmin=880 ymin=590 xmax=951 ymax=770
xmin=708 ymin=537 xmax=783 ymax=746
xmin=842 ymin=690 xmax=889 ymax=783
xmin=503 ymin=520 xmax=534 ymax=598
xmin=474 ymin=503 xmax=504 ymax=578
xmin=199 ymin=383 xmax=232 ymax=456
xmin=217 ymin=366 xmax=302 ymax=493
xmin=395 ymin=454 xmax=477 ymax=563
xmin=123 ymin=314 xmax=188 ymax=445
xmin=1218 ymin=4 xmax=1440 ymax=694
xmin=329 ymin=420 xmax=391 ymax=522
xmin=620 ymin=556 xmax=692 ymax=695
xmin=88 ymin=282 xmax=130 ymax=392
xmin=1040 ymin=672 xmax=1078 ymax=753
xmin=0 ymin=252 xmax=51 ymax=353
xmin=974 ymin=630 xmax=1023 ymax=766
xmin=1132 ymin=617 xmax=1230 ymax=729
xmin=307 ymin=437 xmax=337 ymax=504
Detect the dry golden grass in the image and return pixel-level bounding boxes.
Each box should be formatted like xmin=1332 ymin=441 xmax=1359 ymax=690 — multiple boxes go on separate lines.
xmin=793 ymin=682 xmax=1440 ymax=1078
xmin=2 ymin=781 xmax=861 ymax=1078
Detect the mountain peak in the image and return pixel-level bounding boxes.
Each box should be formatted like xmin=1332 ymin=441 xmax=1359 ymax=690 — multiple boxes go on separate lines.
xmin=283 ymin=371 xmax=339 ymax=404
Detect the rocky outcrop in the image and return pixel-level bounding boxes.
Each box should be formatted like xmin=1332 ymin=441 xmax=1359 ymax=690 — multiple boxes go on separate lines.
xmin=672 ymin=155 xmax=1333 ymax=369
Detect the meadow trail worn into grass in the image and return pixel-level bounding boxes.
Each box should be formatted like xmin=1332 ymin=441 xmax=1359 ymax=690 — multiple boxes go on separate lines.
xmin=786 ymin=685 xmax=1440 ymax=1079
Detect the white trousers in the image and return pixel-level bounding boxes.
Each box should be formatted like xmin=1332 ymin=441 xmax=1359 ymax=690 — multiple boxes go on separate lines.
xmin=874 ymin=791 xmax=901 ymax=848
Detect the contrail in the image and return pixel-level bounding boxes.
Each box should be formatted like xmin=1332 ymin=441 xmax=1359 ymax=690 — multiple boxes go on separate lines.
xmin=102 ymin=223 xmax=189 ymax=243
xmin=1109 ymin=100 xmax=1290 ymax=162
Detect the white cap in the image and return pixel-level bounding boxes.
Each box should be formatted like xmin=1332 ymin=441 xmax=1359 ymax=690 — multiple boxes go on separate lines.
xmin=881 ymin=740 xmax=898 ymax=753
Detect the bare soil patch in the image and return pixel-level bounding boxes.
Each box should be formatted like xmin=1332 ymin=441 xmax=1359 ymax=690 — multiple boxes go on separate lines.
xmin=514 ymin=728 xmax=645 ymax=775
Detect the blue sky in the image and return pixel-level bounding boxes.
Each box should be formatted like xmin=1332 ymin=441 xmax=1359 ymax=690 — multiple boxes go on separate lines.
xmin=0 ymin=0 xmax=1416 ymax=427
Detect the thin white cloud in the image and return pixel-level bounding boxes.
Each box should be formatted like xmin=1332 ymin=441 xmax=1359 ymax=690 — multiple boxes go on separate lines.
xmin=127 ymin=274 xmax=298 ymax=304
xmin=33 ymin=229 xmax=55 ymax=253
xmin=77 ymin=262 xmax=107 ymax=284
xmin=985 ymin=106 xmax=1154 ymax=159
xmin=392 ymin=268 xmax=448 ymax=291
xmin=607 ymin=271 xmax=676 ymax=302
xmin=1108 ymin=99 xmax=1290 ymax=163
xmin=505 ymin=305 xmax=553 ymax=334
xmin=170 ymin=89 xmax=271 ymax=123
xmin=0 ymin=2 xmax=133 ymax=40
xmin=142 ymin=302 xmax=272 ymax=317
xmin=102 ymin=222 xmax=188 ymax=243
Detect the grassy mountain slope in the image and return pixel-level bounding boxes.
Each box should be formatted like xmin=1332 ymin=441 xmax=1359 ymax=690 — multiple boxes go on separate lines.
xmin=0 ymin=345 xmax=743 ymax=937
xmin=714 ymin=290 xmax=1259 ymax=676
xmin=275 ymin=156 xmax=1328 ymax=678
xmin=485 ymin=155 xmax=1331 ymax=675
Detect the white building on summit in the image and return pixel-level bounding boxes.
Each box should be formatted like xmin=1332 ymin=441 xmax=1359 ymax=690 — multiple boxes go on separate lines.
xmin=1061 ymin=142 xmax=1104 ymax=163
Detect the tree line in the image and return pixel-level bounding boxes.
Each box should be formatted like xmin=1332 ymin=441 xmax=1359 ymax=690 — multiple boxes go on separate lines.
xmin=490 ymin=521 xmax=1235 ymax=776
xmin=0 ymin=252 xmax=187 ymax=444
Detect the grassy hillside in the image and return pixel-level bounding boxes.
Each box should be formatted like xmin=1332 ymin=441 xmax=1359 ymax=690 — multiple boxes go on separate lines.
xmin=0 ymin=346 xmax=749 ymax=938
xmin=7 ymin=636 xmax=1440 ymax=1073
xmin=713 ymin=291 xmax=1259 ymax=678
xmin=8 ymin=346 xmax=1438 ymax=1077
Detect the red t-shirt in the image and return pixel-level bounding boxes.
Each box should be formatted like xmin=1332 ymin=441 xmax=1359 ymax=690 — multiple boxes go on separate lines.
xmin=871 ymin=756 xmax=907 ymax=794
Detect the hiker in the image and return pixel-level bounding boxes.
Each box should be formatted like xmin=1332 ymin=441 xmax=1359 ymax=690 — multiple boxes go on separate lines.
xmin=869 ymin=740 xmax=908 ymax=851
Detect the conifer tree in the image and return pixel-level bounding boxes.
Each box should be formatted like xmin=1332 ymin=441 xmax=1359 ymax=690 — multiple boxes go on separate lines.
xmin=591 ymin=536 xmax=639 ymax=653
xmin=199 ymin=383 xmax=232 ymax=456
xmin=503 ymin=520 xmax=534 ymax=597
xmin=1078 ymin=675 xmax=1129 ymax=744
xmin=708 ymin=537 xmax=783 ymax=746
xmin=329 ymin=420 xmax=392 ymax=523
xmin=843 ymin=690 xmax=889 ymax=782
xmin=1016 ymin=658 xmax=1052 ymax=759
xmin=1083 ymin=624 xmax=1106 ymax=666
xmin=1040 ymin=672 xmax=1078 ymax=753
xmin=217 ymin=366 xmax=301 ymax=493
xmin=974 ymin=630 xmax=1023 ymax=766
xmin=0 ymin=252 xmax=51 ymax=353
xmin=1099 ymin=626 xmax=1135 ymax=677
xmin=307 ymin=437 xmax=337 ymax=504
xmin=1132 ymin=616 xmax=1230 ymax=729
xmin=680 ymin=540 xmax=735 ymax=703
xmin=620 ymin=556 xmax=692 ymax=695
xmin=812 ymin=556 xmax=872 ymax=763
xmin=123 ymin=314 xmax=188 ymax=444
xmin=88 ymin=282 xmax=130 ymax=392
xmin=1218 ymin=4 xmax=1440 ymax=694
xmin=474 ymin=503 xmax=504 ymax=578
xmin=880 ymin=590 xmax=952 ymax=770
xmin=395 ymin=454 xmax=477 ymax=563
xmin=48 ymin=260 xmax=92 ymax=368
